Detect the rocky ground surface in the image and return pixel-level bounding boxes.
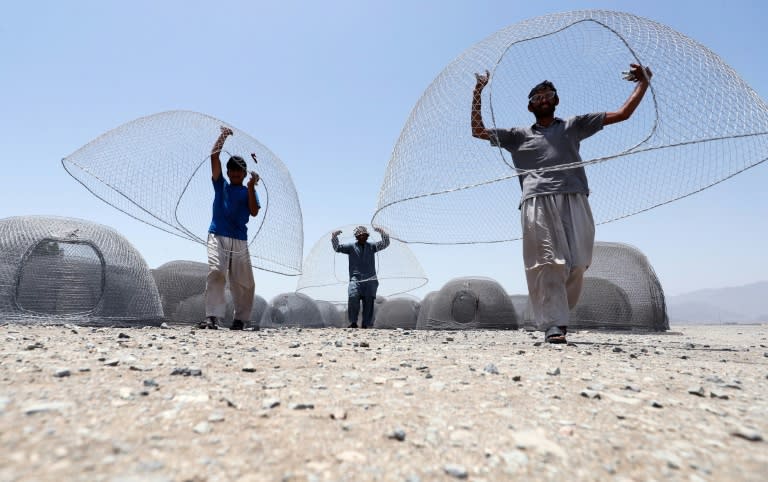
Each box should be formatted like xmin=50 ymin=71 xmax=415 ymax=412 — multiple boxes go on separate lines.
xmin=0 ymin=323 xmax=766 ymax=482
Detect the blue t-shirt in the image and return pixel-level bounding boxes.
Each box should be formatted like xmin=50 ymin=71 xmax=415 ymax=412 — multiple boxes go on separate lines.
xmin=208 ymin=175 xmax=260 ymax=240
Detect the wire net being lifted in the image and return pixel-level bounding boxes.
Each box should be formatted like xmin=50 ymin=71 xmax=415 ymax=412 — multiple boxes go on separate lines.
xmin=569 ymin=241 xmax=668 ymax=331
xmin=296 ymin=225 xmax=428 ymax=303
xmin=62 ymin=111 xmax=303 ymax=274
xmin=0 ymin=216 xmax=163 ymax=326
xmin=373 ymin=10 xmax=768 ymax=243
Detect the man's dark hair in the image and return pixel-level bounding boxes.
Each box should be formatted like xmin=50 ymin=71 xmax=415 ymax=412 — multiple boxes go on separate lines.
xmin=528 ymin=80 xmax=558 ymax=100
xmin=226 ymin=155 xmax=247 ymax=172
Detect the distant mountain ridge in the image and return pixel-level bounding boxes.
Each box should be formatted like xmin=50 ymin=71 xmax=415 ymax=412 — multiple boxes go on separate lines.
xmin=666 ymin=281 xmax=768 ymax=324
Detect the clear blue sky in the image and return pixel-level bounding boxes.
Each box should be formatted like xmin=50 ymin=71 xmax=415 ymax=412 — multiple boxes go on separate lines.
xmin=2 ymin=0 xmax=766 ymax=300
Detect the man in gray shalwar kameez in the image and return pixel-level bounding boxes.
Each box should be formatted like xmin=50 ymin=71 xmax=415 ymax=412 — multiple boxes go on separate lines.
xmin=470 ymin=63 xmax=653 ymax=343
xmin=331 ymin=226 xmax=390 ymax=328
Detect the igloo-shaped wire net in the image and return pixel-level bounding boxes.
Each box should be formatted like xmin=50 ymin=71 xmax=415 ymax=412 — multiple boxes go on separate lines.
xmin=415 ymin=291 xmax=438 ymax=329
xmin=295 ymin=225 xmax=428 ymax=302
xmin=374 ymin=295 xmax=421 ymax=330
xmin=151 ymin=260 xmax=208 ymax=321
xmin=260 ymin=292 xmax=325 ymax=329
xmin=373 ymin=10 xmax=768 ymax=243
xmin=316 ymin=300 xmax=347 ymax=328
xmin=333 ymin=296 xmax=388 ymax=326
xmin=62 ymin=110 xmax=303 ymax=275
xmin=171 ymin=293 xmax=267 ymax=328
xmin=151 ymin=259 xmax=268 ymax=326
xmin=569 ymin=241 xmax=668 ymax=331
xmin=417 ymin=277 xmax=518 ymax=330
xmin=509 ymin=294 xmax=533 ymax=330
xmin=571 ymin=277 xmax=633 ymax=330
xmin=0 ymin=216 xmax=162 ymax=325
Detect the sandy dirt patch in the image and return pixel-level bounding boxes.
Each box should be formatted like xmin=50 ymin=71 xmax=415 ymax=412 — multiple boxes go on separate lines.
xmin=1 ymin=323 xmax=766 ymax=481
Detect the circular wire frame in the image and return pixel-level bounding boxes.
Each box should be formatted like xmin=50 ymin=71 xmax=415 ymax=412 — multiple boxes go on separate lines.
xmin=373 ymin=9 xmax=768 ymax=244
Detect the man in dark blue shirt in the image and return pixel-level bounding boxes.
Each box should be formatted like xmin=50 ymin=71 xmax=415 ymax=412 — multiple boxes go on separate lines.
xmin=331 ymin=226 xmax=391 ymax=328
xmin=200 ymin=126 xmax=261 ymax=330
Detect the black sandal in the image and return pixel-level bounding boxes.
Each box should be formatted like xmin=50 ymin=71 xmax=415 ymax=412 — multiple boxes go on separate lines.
xmin=545 ymin=326 xmax=567 ymax=344
xmin=198 ymin=316 xmax=219 ymax=330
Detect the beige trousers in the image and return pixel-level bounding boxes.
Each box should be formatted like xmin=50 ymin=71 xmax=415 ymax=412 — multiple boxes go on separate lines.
xmin=205 ymin=233 xmax=255 ymax=321
xmin=521 ymin=193 xmax=595 ymax=331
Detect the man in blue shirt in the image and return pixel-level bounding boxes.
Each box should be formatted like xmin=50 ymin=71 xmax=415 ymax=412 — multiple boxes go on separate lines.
xmin=471 ymin=63 xmax=652 ymax=343
xmin=331 ymin=226 xmax=391 ymax=328
xmin=200 ymin=126 xmax=261 ymax=330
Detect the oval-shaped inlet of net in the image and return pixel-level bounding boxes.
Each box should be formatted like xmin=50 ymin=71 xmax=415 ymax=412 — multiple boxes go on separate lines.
xmin=62 ymin=110 xmax=303 ymax=275
xmin=296 ymin=225 xmax=428 ymax=303
xmin=0 ymin=216 xmax=163 ymax=326
xmin=417 ymin=277 xmax=518 ymax=330
xmin=373 ymin=10 xmax=768 ymax=243
xmin=569 ymin=241 xmax=668 ymax=331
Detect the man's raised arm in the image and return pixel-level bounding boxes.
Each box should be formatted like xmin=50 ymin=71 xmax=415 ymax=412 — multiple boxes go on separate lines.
xmin=210 ymin=126 xmax=233 ymax=181
xmin=471 ymin=70 xmax=492 ymax=140
xmin=373 ymin=226 xmax=390 ymax=252
xmin=604 ymin=64 xmax=653 ymax=126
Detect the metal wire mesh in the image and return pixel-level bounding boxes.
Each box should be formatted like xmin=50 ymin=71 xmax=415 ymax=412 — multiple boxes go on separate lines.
xmin=170 ymin=293 xmax=267 ymax=328
xmin=316 ymin=300 xmax=347 ymax=328
xmin=416 ymin=277 xmax=518 ymax=330
xmin=373 ymin=10 xmax=768 ymax=243
xmin=569 ymin=241 xmax=668 ymax=331
xmin=62 ymin=111 xmax=303 ymax=275
xmin=150 ymin=260 xmax=268 ymax=327
xmin=151 ymin=260 xmax=208 ymax=321
xmin=296 ymin=225 xmax=428 ymax=303
xmin=259 ymin=292 xmax=325 ymax=329
xmin=415 ymin=291 xmax=438 ymax=329
xmin=509 ymin=294 xmax=533 ymax=330
xmin=571 ymin=277 xmax=633 ymax=330
xmin=374 ymin=296 xmax=421 ymax=330
xmin=0 ymin=216 xmax=162 ymax=325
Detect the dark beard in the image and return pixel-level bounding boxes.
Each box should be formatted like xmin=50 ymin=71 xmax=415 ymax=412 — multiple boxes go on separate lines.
xmin=532 ymin=104 xmax=556 ymax=119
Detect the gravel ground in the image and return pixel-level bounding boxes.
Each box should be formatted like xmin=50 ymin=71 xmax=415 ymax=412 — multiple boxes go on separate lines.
xmin=1 ymin=323 xmax=766 ymax=482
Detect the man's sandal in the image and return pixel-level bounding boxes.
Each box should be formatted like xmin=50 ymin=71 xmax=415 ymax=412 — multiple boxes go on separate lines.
xmin=545 ymin=326 xmax=568 ymax=344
